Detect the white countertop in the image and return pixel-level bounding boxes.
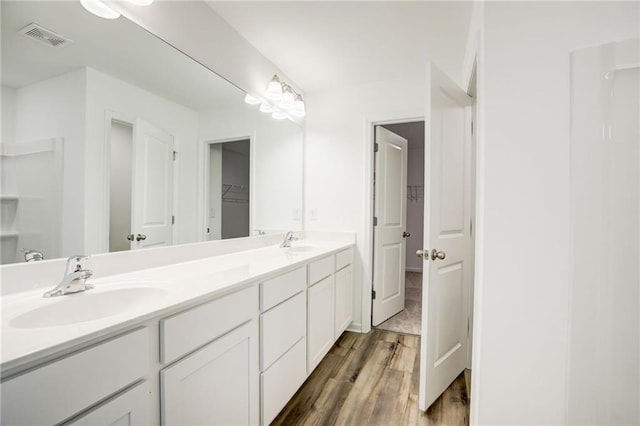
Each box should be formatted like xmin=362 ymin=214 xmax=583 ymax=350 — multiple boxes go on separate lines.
xmin=1 ymin=239 xmax=353 ymax=374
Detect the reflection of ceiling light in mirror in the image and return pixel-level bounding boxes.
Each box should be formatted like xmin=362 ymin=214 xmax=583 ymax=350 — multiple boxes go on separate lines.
xmin=244 ymin=94 xmax=261 ymax=105
xmin=80 ymin=0 xmax=121 ymax=19
xmin=279 ymin=86 xmax=295 ymax=110
xmin=266 ymin=75 xmax=283 ymax=101
xmin=259 ymin=103 xmax=275 ymax=113
xmin=272 ymin=110 xmax=289 ymax=120
xmin=290 ymin=95 xmax=306 ymax=117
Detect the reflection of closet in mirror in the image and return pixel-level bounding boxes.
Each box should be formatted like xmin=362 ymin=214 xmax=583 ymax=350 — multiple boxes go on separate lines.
xmin=206 ymin=139 xmax=250 ymax=240
xmin=107 ymin=116 xmax=175 ymax=252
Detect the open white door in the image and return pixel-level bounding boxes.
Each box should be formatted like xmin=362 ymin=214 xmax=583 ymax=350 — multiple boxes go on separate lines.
xmin=418 ymin=63 xmax=473 ymax=410
xmin=372 ymin=126 xmax=408 ymax=326
xmin=131 ymin=118 xmax=174 ymax=249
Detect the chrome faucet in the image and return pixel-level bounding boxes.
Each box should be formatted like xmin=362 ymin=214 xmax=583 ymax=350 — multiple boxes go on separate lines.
xmin=280 ymin=231 xmax=298 ymax=248
xmin=43 ymin=255 xmax=93 ymax=298
xmin=23 ymin=249 xmax=44 ymax=262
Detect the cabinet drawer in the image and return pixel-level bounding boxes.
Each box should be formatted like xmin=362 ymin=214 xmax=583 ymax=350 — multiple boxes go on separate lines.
xmin=260 ymin=292 xmax=306 ymax=370
xmin=1 ymin=328 xmax=148 ymax=426
xmin=335 ymin=247 xmax=354 ymax=271
xmin=261 ymin=338 xmax=306 ymax=426
xmin=308 ymin=255 xmax=334 ymax=285
xmin=261 ymin=267 xmax=306 ymax=311
xmin=69 ymin=381 xmax=149 ymax=425
xmin=161 ymin=285 xmax=258 ymax=364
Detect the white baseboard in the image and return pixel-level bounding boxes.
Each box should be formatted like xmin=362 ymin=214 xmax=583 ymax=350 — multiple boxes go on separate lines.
xmin=346 ymin=322 xmax=363 ymax=333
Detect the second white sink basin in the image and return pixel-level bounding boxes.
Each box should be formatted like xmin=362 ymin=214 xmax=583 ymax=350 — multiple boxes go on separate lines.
xmin=9 ymin=287 xmax=168 ymax=329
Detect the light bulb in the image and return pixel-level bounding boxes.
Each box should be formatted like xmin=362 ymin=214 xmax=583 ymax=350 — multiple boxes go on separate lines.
xmin=244 ymin=94 xmax=261 ymax=105
xmin=80 ymin=0 xmax=121 ymax=19
xmin=272 ymin=110 xmax=289 ymax=120
xmin=279 ymin=87 xmax=295 ymax=110
xmin=290 ymin=95 xmax=306 ymax=117
xmin=266 ymin=75 xmax=283 ymax=101
xmin=259 ymin=103 xmax=275 ymax=113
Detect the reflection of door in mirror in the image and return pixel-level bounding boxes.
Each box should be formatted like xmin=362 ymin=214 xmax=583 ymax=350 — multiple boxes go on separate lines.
xmin=108 ymin=117 xmax=175 ymax=252
xmin=206 ymin=139 xmax=250 ymax=240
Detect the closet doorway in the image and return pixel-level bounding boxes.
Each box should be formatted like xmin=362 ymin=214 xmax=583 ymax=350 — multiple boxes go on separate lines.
xmin=204 ymin=138 xmax=251 ymax=240
xmin=372 ymin=121 xmax=425 ymax=335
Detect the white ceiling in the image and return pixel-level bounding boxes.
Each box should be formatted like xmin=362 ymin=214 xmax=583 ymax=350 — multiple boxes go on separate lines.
xmin=207 ymin=1 xmax=474 ymax=93
xmin=1 ymin=1 xmax=243 ymax=112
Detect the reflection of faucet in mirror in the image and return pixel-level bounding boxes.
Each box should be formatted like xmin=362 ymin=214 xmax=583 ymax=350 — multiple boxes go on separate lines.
xmin=23 ymin=250 xmax=44 ymax=262
xmin=280 ymin=231 xmax=298 ymax=248
xmin=43 ymin=255 xmax=93 ymax=298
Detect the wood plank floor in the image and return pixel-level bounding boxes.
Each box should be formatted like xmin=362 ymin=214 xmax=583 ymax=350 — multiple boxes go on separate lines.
xmin=272 ymin=330 xmax=469 ymax=425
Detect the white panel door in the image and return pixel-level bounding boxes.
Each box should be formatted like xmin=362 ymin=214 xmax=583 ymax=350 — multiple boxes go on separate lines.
xmin=132 ymin=118 xmax=174 ymax=249
xmin=372 ymin=126 xmax=408 ymax=326
xmin=419 ymin=63 xmax=473 ymax=410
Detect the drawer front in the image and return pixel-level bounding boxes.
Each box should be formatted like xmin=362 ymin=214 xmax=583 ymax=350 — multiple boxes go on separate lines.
xmin=161 ymin=285 xmax=258 ymax=364
xmin=261 ymin=267 xmax=306 ymax=312
xmin=308 ymin=255 xmax=334 ymax=285
xmin=260 ymin=291 xmax=306 ymax=371
xmin=69 ymin=381 xmax=149 ymax=425
xmin=335 ymin=247 xmax=354 ymax=271
xmin=261 ymin=338 xmax=307 ymax=426
xmin=1 ymin=328 xmax=148 ymax=426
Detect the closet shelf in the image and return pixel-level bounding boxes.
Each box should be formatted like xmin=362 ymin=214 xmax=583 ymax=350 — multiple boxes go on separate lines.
xmin=407 ymin=185 xmax=424 ymax=202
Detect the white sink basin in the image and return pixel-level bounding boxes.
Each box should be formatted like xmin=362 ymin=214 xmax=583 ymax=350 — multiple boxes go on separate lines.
xmin=9 ymin=287 xmax=168 ymax=329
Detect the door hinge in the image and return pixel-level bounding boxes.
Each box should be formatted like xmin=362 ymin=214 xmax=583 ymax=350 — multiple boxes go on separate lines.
xmin=172 ymin=215 xmax=175 ymax=225
xmin=173 ymin=151 xmax=177 ymax=161
xmin=372 ymin=289 xmax=376 ymax=300
xmin=373 ymin=217 xmax=378 ymax=226
xmin=374 ymin=142 xmax=379 ymax=153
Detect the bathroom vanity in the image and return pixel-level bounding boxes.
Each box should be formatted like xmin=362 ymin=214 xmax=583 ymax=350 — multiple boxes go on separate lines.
xmin=0 ymin=238 xmax=355 ymax=425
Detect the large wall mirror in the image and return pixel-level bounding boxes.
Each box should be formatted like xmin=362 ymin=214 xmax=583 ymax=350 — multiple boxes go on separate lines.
xmin=0 ymin=1 xmax=303 ymax=265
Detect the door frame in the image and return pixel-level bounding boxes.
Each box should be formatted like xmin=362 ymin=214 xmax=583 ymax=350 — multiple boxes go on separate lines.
xmin=363 ymin=113 xmax=423 ymax=333
xmin=102 ymin=111 xmax=179 ymax=253
xmin=199 ymin=136 xmax=254 ymax=241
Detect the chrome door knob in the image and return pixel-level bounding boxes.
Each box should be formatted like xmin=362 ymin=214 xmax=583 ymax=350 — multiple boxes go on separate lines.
xmin=431 ymin=249 xmax=446 ymax=260
xmin=126 ymin=234 xmax=135 ymax=241
xmin=416 ymin=249 xmax=428 ymax=259
xmin=136 ymin=234 xmax=147 ymax=241
xmin=403 ymin=232 xmax=411 ymax=238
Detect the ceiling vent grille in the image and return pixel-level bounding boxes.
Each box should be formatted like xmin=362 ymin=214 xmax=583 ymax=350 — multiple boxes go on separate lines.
xmin=19 ymin=23 xmax=73 ymax=48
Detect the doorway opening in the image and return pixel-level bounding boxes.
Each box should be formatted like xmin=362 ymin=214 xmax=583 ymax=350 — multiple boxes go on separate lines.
xmin=204 ymin=138 xmax=251 ymax=240
xmin=108 ymin=120 xmax=133 ymax=252
xmin=372 ymin=121 xmax=425 ymax=335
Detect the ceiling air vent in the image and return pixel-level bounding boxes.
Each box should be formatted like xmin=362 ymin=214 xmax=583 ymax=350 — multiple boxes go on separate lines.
xmin=19 ymin=23 xmax=73 ymax=48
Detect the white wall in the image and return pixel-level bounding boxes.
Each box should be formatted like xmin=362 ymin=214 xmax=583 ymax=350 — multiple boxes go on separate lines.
xmin=111 ymin=1 xmax=303 ymax=101
xmin=84 ymin=67 xmax=200 ymax=254
xmin=305 ymin=71 xmax=426 ymax=331
xmin=471 ymin=2 xmax=640 ymax=424
xmin=1 ymin=86 xmax=16 ymax=145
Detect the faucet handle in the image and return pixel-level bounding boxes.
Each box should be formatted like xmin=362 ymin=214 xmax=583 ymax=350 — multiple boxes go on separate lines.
xmin=65 ymin=254 xmax=90 ymax=274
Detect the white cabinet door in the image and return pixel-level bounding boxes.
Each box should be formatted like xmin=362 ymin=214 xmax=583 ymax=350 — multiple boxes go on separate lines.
xmin=307 ymin=275 xmax=334 ymax=373
xmin=70 ymin=382 xmax=149 ymax=426
xmin=334 ymin=265 xmax=353 ymax=339
xmin=161 ymin=321 xmax=259 ymax=426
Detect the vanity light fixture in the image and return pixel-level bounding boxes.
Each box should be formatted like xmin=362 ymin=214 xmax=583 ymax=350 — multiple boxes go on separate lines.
xmin=244 ymin=75 xmax=306 ymax=120
xmin=272 ymin=110 xmax=289 ymax=120
xmin=244 ymin=94 xmax=261 ymax=105
xmin=80 ymin=0 xmax=154 ymax=20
